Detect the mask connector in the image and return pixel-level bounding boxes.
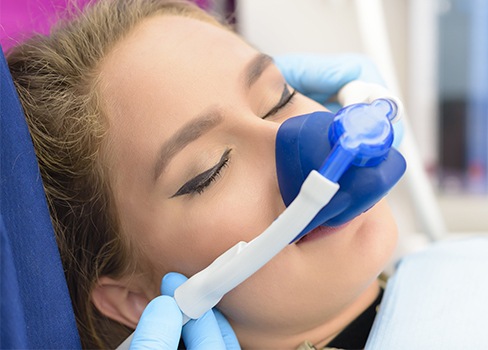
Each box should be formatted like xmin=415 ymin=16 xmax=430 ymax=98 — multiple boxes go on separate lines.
xmin=320 ymin=98 xmax=397 ymax=182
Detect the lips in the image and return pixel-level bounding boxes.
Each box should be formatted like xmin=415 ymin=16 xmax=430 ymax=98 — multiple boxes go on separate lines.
xmin=295 ymin=222 xmax=350 ymax=245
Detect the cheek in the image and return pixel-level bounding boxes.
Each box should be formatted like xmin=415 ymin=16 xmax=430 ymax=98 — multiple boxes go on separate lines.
xmin=147 ymin=171 xmax=283 ymax=278
xmin=358 ymin=200 xmax=399 ymax=272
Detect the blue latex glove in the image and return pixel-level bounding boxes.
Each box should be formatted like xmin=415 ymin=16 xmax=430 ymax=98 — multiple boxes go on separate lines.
xmin=130 ymin=272 xmax=240 ymax=350
xmin=274 ymin=53 xmax=403 ymax=147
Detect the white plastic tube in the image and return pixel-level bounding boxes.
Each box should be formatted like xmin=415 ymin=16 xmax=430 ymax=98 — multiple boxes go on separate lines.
xmin=337 ymin=80 xmax=404 ymax=123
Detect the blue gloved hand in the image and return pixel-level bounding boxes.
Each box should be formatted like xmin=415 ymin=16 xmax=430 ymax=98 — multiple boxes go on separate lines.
xmin=274 ymin=53 xmax=403 ymax=147
xmin=130 ymin=272 xmax=240 ymax=350
xmin=274 ymin=53 xmax=385 ymax=109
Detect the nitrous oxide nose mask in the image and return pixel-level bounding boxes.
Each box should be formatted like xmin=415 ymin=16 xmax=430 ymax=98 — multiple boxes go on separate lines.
xmin=276 ymin=97 xmax=406 ymax=243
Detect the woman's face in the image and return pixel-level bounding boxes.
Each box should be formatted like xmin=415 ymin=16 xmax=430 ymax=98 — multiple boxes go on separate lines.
xmin=99 ymin=15 xmax=398 ymax=348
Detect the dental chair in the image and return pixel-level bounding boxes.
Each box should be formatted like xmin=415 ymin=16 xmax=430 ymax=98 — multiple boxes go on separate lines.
xmin=0 ymin=47 xmax=81 ymax=349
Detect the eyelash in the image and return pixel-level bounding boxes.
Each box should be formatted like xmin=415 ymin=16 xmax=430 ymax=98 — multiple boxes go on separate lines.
xmin=171 ymin=148 xmax=232 ymax=197
xmin=262 ymin=86 xmax=297 ymax=119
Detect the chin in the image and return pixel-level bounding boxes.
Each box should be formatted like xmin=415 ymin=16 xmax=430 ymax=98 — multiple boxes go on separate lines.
xmin=354 ymin=200 xmax=399 ymax=272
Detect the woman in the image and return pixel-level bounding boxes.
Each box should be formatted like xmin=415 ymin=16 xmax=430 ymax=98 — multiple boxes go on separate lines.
xmin=7 ymin=0 xmax=398 ymax=348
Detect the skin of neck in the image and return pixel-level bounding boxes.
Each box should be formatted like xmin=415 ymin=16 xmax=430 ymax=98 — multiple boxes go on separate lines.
xmin=229 ymin=279 xmax=380 ymax=349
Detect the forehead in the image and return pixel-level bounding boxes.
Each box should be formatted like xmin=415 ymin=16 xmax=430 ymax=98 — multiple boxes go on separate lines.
xmin=99 ymin=15 xmax=258 ymax=122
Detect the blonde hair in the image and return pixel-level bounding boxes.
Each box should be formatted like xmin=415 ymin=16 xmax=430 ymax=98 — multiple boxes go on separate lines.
xmin=7 ymin=0 xmax=222 ymax=348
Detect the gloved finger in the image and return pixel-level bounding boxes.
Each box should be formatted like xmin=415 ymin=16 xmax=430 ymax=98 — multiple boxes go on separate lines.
xmin=182 ymin=310 xmax=227 ymax=350
xmin=214 ymin=309 xmax=241 ymax=350
xmin=130 ymin=295 xmax=182 ymax=350
xmin=161 ymin=272 xmax=187 ymax=296
xmin=161 ymin=272 xmax=239 ymax=349
xmin=274 ymin=54 xmax=361 ymax=101
xmin=353 ymin=54 xmax=387 ymax=86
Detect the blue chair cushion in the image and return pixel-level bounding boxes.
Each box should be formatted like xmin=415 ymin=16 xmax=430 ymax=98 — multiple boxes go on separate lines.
xmin=1 ymin=46 xmax=81 ymax=349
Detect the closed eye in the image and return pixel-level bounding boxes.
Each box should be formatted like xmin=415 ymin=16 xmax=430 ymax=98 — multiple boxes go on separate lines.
xmin=170 ymin=148 xmax=232 ymax=198
xmin=262 ymin=84 xmax=296 ymax=119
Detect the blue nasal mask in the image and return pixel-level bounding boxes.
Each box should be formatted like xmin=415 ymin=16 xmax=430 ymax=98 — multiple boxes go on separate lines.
xmin=276 ymin=98 xmax=406 ymax=243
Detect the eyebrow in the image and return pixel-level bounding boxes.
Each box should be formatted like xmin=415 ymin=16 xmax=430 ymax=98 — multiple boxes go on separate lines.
xmin=153 ymin=54 xmax=271 ymax=181
xmin=154 ymin=111 xmax=223 ymax=181
xmin=244 ymin=53 xmax=274 ymax=88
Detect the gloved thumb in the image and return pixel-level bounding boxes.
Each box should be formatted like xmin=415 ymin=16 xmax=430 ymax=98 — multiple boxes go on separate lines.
xmin=161 ymin=272 xmax=187 ymax=297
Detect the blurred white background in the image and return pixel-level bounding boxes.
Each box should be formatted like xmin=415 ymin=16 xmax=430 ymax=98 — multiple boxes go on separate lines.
xmin=234 ymin=0 xmax=488 ymax=236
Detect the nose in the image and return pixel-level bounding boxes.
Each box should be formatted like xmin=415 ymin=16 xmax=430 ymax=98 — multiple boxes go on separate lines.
xmin=238 ymin=114 xmax=295 ymax=212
